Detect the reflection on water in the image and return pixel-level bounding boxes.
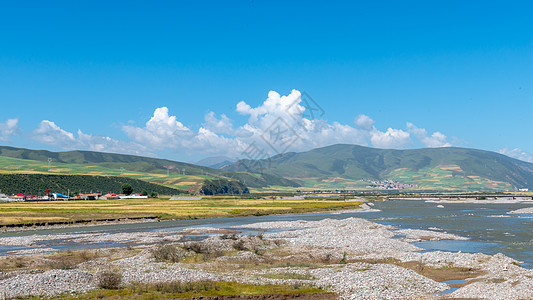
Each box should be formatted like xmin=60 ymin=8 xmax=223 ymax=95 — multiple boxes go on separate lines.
xmin=1 ymin=199 xmax=533 ymax=268
xmin=437 ymin=279 xmax=466 ymax=295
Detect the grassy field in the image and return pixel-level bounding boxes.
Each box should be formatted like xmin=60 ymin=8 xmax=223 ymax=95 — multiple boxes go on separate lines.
xmin=0 ymin=197 xmax=363 ymax=225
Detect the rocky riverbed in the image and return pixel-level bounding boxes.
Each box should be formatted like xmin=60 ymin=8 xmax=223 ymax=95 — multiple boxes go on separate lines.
xmin=0 ymin=215 xmax=532 ymax=299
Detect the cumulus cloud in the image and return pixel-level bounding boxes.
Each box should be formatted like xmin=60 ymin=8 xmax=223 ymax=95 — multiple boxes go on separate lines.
xmin=33 ymin=120 xmax=76 ymax=145
xmin=122 ymin=90 xmax=451 ymax=157
xmin=0 ymin=118 xmax=20 ymax=141
xmin=122 ymin=107 xmax=193 ymax=147
xmin=123 ymin=107 xmax=244 ymax=156
xmin=236 ymin=90 xmax=304 ymax=124
xmin=406 ymin=122 xmax=451 ymax=148
xmin=26 ymin=90 xmax=453 ymax=159
xmin=498 ymin=148 xmax=533 ymax=163
xmin=369 ymin=128 xmax=411 ymax=149
xmin=33 ymin=120 xmax=150 ymax=156
xmin=355 ymin=114 xmax=375 ymax=130
xmin=235 ymin=90 xmax=369 ymax=153
xmin=203 ymin=112 xmax=234 ymax=135
xmin=354 ymin=115 xmax=411 ymax=148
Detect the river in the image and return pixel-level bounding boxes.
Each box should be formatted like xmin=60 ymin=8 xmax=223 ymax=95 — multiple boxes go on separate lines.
xmin=2 ymin=199 xmax=533 ymax=268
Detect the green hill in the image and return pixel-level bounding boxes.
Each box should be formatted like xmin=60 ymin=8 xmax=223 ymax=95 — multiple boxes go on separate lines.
xmin=0 ymin=146 xmax=299 ymax=189
xmin=223 ymin=144 xmax=533 ymax=191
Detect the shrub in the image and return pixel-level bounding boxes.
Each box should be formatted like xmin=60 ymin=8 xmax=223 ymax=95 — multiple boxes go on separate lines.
xmin=233 ymin=240 xmax=248 ymax=251
xmin=220 ymin=234 xmax=239 ymax=240
xmin=97 ymin=270 xmax=123 ymax=289
xmin=152 ymin=244 xmax=186 ymax=262
xmin=46 ymin=259 xmax=77 ymax=270
xmin=185 ymin=241 xmax=207 ymax=254
xmin=340 ymin=252 xmax=348 ymax=264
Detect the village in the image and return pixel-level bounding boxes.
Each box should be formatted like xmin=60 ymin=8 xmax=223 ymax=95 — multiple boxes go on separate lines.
xmin=0 ymin=191 xmax=151 ymax=202
xmin=364 ymin=179 xmax=418 ymax=190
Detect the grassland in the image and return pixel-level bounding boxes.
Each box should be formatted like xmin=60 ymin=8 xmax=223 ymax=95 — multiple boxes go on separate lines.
xmin=0 ymin=197 xmax=363 ymax=226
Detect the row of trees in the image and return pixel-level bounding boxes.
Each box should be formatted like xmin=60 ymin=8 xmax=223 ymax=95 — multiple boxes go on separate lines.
xmin=200 ymin=179 xmax=249 ymax=195
xmin=0 ymin=174 xmax=185 ymax=196
xmin=120 ymin=183 xmax=158 ymax=197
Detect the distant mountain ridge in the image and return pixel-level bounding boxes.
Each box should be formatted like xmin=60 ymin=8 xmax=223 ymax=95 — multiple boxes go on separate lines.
xmin=3 ymin=144 xmax=530 ymax=191
xmin=195 ymin=156 xmax=237 ymax=169
xmin=223 ymin=144 xmax=533 ymax=191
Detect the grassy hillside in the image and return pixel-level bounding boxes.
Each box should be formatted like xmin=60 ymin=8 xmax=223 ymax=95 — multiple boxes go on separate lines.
xmin=223 ymin=144 xmax=533 ymax=191
xmin=0 ymin=174 xmax=185 ymax=195
xmin=0 ymin=155 xmax=211 ymax=191
xmin=0 ymin=147 xmax=300 ymax=189
xmin=0 ymin=146 xmax=221 ymax=175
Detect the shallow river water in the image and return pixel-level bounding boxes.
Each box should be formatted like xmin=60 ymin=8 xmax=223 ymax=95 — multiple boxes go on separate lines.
xmin=2 ymin=199 xmax=533 ymax=268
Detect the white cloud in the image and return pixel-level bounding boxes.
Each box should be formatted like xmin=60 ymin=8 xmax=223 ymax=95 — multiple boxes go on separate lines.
xmin=498 ymin=148 xmax=533 ymax=163
xmin=407 ymin=122 xmax=451 ymax=148
xmin=354 ymin=115 xmax=411 ymax=149
xmin=236 ymin=90 xmax=304 ymax=125
xmin=26 ymin=90 xmax=453 ymax=160
xmin=122 ymin=107 xmax=193 ymax=147
xmin=355 ymin=114 xmax=375 ymax=130
xmin=33 ymin=120 xmax=150 ymax=156
xmin=235 ymin=89 xmax=369 ymax=153
xmin=0 ymin=118 xmax=20 ymax=141
xmin=123 ymin=107 xmax=244 ymax=156
xmin=369 ymin=128 xmax=411 ymax=149
xmin=203 ymin=112 xmax=234 ymax=135
xmin=33 ymin=120 xmax=76 ymax=146
xmin=122 ymin=90 xmax=447 ymax=157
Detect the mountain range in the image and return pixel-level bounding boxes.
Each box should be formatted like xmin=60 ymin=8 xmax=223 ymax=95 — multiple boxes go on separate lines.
xmin=222 ymin=144 xmax=533 ymax=191
xmin=1 ymin=144 xmax=532 ymax=191
xmin=0 ymin=146 xmax=298 ymax=189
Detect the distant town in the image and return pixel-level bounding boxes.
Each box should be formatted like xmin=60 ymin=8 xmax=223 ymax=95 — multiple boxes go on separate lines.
xmin=364 ymin=179 xmax=418 ymax=190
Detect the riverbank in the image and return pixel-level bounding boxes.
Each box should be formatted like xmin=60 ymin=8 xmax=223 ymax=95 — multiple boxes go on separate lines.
xmin=395 ymin=196 xmax=533 ymax=204
xmin=1 ymin=210 xmax=532 ymax=299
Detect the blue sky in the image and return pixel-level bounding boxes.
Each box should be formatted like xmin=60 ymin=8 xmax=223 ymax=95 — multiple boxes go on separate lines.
xmin=0 ymin=1 xmax=532 ymax=162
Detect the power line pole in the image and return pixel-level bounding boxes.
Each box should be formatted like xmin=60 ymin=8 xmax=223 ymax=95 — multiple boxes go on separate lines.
xmin=48 ymin=158 xmax=52 ymax=171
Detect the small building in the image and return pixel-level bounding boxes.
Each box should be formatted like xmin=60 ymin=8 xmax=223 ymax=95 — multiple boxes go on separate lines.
xmin=79 ymin=193 xmax=102 ymax=200
xmin=13 ymin=194 xmax=37 ymax=200
xmin=119 ymin=193 xmax=148 ymax=199
xmin=0 ymin=193 xmax=20 ymax=202
xmin=101 ymin=193 xmax=119 ymax=200
xmin=51 ymin=192 xmax=69 ymax=200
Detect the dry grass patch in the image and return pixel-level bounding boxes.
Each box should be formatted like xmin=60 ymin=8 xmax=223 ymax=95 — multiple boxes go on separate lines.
xmin=354 ymin=257 xmax=485 ymax=283
xmin=43 ymin=250 xmax=100 ymax=270
xmin=261 ymin=272 xmax=317 ymax=280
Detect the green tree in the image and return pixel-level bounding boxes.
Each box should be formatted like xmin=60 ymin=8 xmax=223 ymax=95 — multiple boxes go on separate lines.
xmin=141 ymin=190 xmax=148 ymax=196
xmin=121 ymin=183 xmax=133 ymax=195
xmin=149 ymin=191 xmax=158 ymax=198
